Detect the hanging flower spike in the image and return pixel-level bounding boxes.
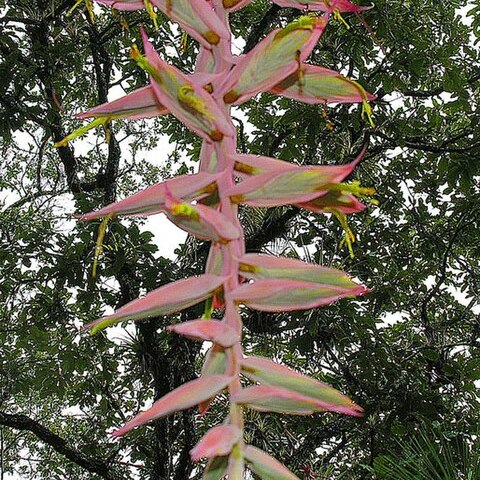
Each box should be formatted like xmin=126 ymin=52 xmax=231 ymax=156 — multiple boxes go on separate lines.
xmin=217 ymin=15 xmax=328 ymax=106
xmin=69 ymin=0 xmax=380 ymax=476
xmin=132 ymin=30 xmax=235 ymax=141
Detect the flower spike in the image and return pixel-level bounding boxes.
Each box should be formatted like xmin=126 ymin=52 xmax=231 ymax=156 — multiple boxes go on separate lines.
xmin=71 ymin=0 xmax=378 ymax=476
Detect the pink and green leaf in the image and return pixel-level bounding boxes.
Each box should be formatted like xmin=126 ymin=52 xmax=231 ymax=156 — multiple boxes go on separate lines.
xmin=150 ymin=0 xmax=231 ymax=47
xmin=271 ymin=64 xmax=375 ymax=105
xmin=241 ymin=356 xmax=363 ymax=416
xmin=299 ymin=190 xmax=367 ymax=214
xmin=202 ymin=345 xmax=227 ymax=376
xmin=155 ymin=0 xmax=230 ymax=47
xmin=232 ymin=385 xmax=334 ymax=415
xmin=85 ymin=274 xmax=226 ymax=334
xmin=244 ymin=445 xmax=299 ymax=480
xmin=200 ymin=345 xmax=228 ymax=413
xmin=228 ymin=161 xmax=359 ymax=207
xmin=77 ymin=85 xmax=168 ymax=121
xmin=136 ymin=30 xmax=235 ymax=141
xmin=232 ymin=153 xmax=297 ymax=177
xmin=96 ymin=0 xmax=230 ymax=47
xmin=217 ymin=15 xmax=328 ymax=105
xmin=226 ymin=445 xmax=245 ymax=480
xmin=238 ymin=254 xmax=363 ymax=289
xmin=232 ymin=155 xmax=368 ymax=213
xmin=190 ymin=424 xmax=242 ymax=461
xmin=78 ymin=172 xmax=219 ymax=221
xmin=113 ymin=375 xmax=232 ymax=436
xmin=206 ymin=244 xmax=225 ymax=276
xmin=167 ymin=319 xmax=239 ymax=347
xmin=229 ymin=278 xmax=367 ymax=312
xmin=163 ymin=190 xmax=240 ymax=243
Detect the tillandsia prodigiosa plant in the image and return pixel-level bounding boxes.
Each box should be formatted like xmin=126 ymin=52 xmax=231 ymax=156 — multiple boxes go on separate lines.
xmin=60 ymin=0 xmax=376 ymax=477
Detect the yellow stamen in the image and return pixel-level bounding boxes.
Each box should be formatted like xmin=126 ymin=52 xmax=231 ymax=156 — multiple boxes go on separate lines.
xmin=333 ymin=8 xmax=350 ymax=30
xmin=92 ymin=214 xmax=112 ymax=278
xmin=143 ymin=0 xmax=159 ymax=30
xmin=178 ymin=85 xmax=216 ymax=120
xmin=238 ymin=263 xmax=258 ymax=274
xmin=325 ymin=208 xmax=355 ymax=258
xmin=329 ymin=180 xmax=375 ymax=197
xmin=234 ymin=161 xmax=260 ymax=175
xmin=131 ymin=46 xmax=215 ymax=123
xmin=342 ymin=76 xmax=375 ymax=127
xmin=275 ymin=15 xmax=316 ymax=40
xmin=54 ymin=117 xmax=109 ymax=148
xmin=181 ymin=32 xmax=189 ymax=52
xmin=362 ymin=100 xmax=375 ymax=128
xmin=131 ymin=46 xmax=166 ymax=89
xmin=170 ymin=202 xmax=200 ymax=220
xmin=326 ymin=181 xmax=379 ymax=206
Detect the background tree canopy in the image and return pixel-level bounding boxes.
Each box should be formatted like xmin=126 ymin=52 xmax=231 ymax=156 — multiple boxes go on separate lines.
xmin=0 ymin=0 xmax=479 ymax=479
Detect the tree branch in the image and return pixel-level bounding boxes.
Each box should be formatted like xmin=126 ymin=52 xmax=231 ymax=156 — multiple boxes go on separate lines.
xmin=244 ymin=4 xmax=282 ymax=53
xmin=0 ymin=411 xmax=118 ymax=479
xmin=420 ymin=212 xmax=470 ymax=344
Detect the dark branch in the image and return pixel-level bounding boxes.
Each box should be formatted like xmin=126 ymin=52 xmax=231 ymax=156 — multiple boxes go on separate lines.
xmin=419 ymin=212 xmax=471 ymax=343
xmin=0 ymin=411 xmax=118 ymax=479
xmin=244 ymin=4 xmax=282 ymax=53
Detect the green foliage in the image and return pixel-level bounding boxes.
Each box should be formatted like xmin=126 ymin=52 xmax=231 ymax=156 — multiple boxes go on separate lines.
xmin=372 ymin=424 xmax=480 ymax=480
